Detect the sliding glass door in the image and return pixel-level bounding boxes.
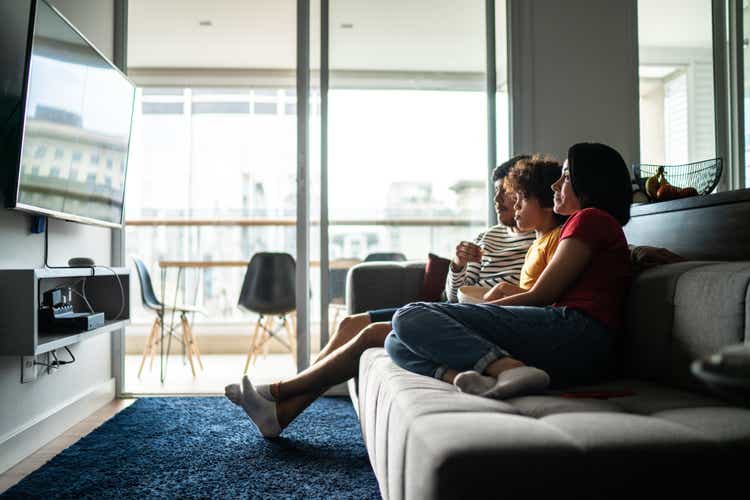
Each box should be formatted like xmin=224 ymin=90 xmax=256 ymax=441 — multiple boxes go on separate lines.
xmin=120 ymin=0 xmax=508 ymax=393
xmin=123 ymin=0 xmax=302 ymax=393
xmin=316 ymin=0 xmax=495 ymax=350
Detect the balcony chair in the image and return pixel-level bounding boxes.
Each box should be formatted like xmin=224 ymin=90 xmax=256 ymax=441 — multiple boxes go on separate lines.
xmin=238 ymin=252 xmax=297 ymax=374
xmin=133 ymin=257 xmax=204 ymax=378
xmin=364 ymin=252 xmax=407 ymax=262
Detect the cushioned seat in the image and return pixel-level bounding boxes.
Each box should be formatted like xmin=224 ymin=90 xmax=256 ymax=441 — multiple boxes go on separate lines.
xmin=359 ymin=349 xmax=750 ymax=499
xmin=349 ymin=261 xmax=750 ymax=499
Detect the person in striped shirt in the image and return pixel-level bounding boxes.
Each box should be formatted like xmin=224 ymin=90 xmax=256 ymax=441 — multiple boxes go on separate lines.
xmin=225 ymin=155 xmax=536 ymax=438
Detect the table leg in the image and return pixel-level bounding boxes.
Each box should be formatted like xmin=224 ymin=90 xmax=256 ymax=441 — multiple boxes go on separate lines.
xmin=160 ymin=267 xmax=166 ymax=384
xmin=171 ymin=268 xmax=183 ymax=365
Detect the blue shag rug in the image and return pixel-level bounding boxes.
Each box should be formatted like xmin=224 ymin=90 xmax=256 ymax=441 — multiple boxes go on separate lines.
xmin=2 ymin=397 xmax=381 ymax=499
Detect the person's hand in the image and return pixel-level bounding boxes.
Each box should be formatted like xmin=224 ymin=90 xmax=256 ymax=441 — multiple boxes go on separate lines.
xmin=631 ymin=245 xmax=687 ymax=270
xmin=452 ymin=241 xmax=483 ymax=271
xmin=483 ymin=282 xmax=526 ymax=301
xmin=483 ymin=282 xmax=511 ymax=301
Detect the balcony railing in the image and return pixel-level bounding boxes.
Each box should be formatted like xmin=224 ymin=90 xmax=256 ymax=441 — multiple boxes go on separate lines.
xmin=126 ymin=217 xmax=486 ymax=227
xmin=125 ymin=217 xmax=486 ymax=327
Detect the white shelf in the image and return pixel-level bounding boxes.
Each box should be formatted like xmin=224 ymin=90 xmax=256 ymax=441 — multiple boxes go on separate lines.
xmin=36 ymin=319 xmax=130 ymax=354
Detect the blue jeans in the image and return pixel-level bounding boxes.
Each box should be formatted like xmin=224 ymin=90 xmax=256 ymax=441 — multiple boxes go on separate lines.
xmin=384 ymin=302 xmax=614 ymax=388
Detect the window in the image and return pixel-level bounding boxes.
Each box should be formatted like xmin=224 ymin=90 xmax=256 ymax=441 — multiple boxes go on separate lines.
xmin=638 ymin=0 xmax=716 ymax=167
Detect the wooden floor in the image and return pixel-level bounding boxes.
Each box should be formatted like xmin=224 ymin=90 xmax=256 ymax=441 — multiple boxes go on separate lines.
xmin=0 ymin=398 xmax=137 ymax=495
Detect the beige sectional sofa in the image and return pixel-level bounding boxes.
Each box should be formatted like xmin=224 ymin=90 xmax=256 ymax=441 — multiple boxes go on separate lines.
xmin=346 ymin=260 xmax=750 ymax=499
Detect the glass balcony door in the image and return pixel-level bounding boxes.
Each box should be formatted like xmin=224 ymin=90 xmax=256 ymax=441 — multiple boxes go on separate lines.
xmin=317 ymin=0 xmax=493 ymax=345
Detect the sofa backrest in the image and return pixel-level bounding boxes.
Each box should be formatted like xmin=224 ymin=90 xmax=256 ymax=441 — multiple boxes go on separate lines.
xmin=623 ymin=261 xmax=750 ymax=392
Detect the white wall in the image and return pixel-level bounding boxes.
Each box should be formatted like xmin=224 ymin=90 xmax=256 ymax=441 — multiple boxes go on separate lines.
xmin=0 ymin=0 xmax=116 ymax=474
xmin=509 ymin=0 xmax=639 ymax=166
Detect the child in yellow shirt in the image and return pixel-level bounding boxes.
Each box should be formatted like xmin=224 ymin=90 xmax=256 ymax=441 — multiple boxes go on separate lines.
xmin=458 ymin=156 xmax=565 ymax=303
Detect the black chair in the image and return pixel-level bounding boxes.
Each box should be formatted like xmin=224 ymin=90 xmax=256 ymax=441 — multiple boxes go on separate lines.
xmin=364 ymin=252 xmax=407 ymax=262
xmin=238 ymin=252 xmax=297 ymax=373
xmin=133 ymin=257 xmax=203 ymax=378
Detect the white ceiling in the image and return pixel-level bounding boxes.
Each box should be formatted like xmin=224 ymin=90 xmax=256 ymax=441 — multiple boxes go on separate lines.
xmin=128 ymin=0 xmax=491 ymax=72
xmin=637 ymin=0 xmax=713 ymax=49
xmin=127 ymin=0 xmax=713 ymax=72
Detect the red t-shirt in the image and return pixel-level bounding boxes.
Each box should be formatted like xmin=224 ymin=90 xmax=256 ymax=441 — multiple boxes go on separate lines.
xmin=553 ymin=208 xmax=631 ymax=331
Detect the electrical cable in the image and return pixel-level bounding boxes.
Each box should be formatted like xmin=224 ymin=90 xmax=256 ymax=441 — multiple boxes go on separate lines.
xmin=34 ymin=346 xmax=76 ymax=370
xmin=71 ymin=286 xmax=94 ymax=313
xmin=91 ymin=265 xmax=126 ymax=320
xmin=39 ymin=205 xmax=125 ymax=320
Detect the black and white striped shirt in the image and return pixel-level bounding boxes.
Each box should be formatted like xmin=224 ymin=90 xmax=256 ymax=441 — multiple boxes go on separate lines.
xmin=445 ymin=224 xmax=535 ymax=303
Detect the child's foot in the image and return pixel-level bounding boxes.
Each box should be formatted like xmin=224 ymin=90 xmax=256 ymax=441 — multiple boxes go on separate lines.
xmin=454 ymin=370 xmax=496 ymax=394
xmin=224 ymin=377 xmax=282 ymax=438
xmin=481 ymin=366 xmax=550 ymax=399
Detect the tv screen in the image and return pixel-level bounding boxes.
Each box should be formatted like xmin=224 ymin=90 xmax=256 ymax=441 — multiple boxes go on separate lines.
xmin=6 ymin=0 xmax=135 ymax=228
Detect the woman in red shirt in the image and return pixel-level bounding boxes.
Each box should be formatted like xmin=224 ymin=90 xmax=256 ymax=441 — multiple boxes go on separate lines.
xmin=384 ymin=142 xmax=633 ymax=398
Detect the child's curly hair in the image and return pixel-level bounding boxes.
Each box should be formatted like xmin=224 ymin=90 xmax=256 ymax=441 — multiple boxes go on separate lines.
xmin=505 ymin=155 xmax=567 ymax=224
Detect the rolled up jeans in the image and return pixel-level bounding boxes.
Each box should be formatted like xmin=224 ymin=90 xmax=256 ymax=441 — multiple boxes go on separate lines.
xmin=384 ymin=302 xmax=614 ymax=388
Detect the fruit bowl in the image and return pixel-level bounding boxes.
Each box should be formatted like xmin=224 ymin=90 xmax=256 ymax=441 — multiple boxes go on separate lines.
xmin=633 ymin=158 xmax=722 ymax=201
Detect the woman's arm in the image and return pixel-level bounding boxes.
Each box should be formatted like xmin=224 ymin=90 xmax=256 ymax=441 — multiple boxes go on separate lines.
xmin=482 ymin=282 xmax=525 ymax=301
xmin=486 ymin=237 xmax=593 ymax=307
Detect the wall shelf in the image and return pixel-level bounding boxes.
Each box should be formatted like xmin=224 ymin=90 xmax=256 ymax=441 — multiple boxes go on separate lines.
xmin=0 ymin=267 xmax=130 ymax=356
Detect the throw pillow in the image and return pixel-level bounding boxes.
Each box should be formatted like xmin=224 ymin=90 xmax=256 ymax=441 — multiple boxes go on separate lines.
xmin=418 ymin=253 xmax=451 ymax=302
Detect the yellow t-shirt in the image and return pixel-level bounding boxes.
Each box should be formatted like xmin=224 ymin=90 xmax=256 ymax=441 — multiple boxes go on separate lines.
xmin=519 ymin=225 xmax=562 ymax=290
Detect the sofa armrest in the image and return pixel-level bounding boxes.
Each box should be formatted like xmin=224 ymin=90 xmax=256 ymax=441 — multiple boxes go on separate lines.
xmin=347 ymin=261 xmax=426 ymax=314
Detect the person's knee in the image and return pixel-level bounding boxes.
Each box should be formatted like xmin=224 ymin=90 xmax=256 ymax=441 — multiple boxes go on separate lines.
xmin=392 ymin=303 xmax=428 ymax=345
xmin=335 ymin=313 xmax=371 ymax=342
xmin=357 ymin=322 xmax=391 ymax=349
xmin=383 ymin=331 xmax=405 ymax=365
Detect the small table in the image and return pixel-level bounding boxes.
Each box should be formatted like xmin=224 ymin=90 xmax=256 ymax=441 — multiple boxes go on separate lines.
xmin=691 ymin=343 xmax=750 ymax=405
xmin=155 ymin=258 xmax=362 ymax=382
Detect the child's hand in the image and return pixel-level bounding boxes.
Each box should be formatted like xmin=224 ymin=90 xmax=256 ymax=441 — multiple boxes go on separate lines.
xmin=483 ymin=282 xmax=523 ymax=301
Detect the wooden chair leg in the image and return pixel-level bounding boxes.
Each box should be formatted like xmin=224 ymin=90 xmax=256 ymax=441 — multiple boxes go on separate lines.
xmin=138 ymin=317 xmax=160 ymax=378
xmin=149 ymin=320 xmax=162 ymax=371
xmin=244 ymin=317 xmax=262 ymax=374
xmin=180 ymin=315 xmax=197 ymax=377
xmin=262 ymin=316 xmax=275 ymax=360
xmin=182 ymin=314 xmax=203 ymax=370
xmin=251 ymin=316 xmax=272 ymax=366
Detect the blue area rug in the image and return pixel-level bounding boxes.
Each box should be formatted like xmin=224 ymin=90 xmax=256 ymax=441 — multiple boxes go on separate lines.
xmin=2 ymin=397 xmax=381 ymax=499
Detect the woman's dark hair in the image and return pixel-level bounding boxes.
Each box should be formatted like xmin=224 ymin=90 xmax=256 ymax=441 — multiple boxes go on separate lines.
xmin=567 ymin=142 xmax=632 ymax=226
xmin=505 ymin=155 xmax=568 ymax=226
xmin=492 ymin=154 xmax=530 ymax=182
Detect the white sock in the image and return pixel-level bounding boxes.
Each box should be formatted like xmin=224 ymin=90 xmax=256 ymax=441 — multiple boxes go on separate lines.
xmin=481 ymin=366 xmax=550 ymax=399
xmin=256 ymin=384 xmax=275 ymax=402
xmin=224 ymin=377 xmax=282 ymax=438
xmin=454 ymin=371 xmax=497 ymax=395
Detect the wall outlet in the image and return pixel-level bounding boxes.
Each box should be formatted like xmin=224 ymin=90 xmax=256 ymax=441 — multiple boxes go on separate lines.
xmin=21 ymin=356 xmax=37 ymax=383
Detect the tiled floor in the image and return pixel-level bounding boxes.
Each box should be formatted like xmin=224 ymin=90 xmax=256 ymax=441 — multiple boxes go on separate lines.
xmin=0 ymin=399 xmax=136 ymax=495
xmin=124 ymin=353 xmax=299 ymax=394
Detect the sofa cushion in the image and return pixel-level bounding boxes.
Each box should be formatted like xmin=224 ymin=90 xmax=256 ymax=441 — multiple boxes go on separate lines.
xmin=359 ymin=348 xmax=750 ymax=499
xmin=624 ymin=262 xmax=750 ymax=392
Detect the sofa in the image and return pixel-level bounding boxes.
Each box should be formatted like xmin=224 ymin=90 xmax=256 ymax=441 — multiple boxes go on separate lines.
xmin=346 ymin=260 xmax=750 ymax=499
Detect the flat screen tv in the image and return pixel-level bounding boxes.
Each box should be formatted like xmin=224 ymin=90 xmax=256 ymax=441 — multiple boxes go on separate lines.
xmin=0 ymin=0 xmax=135 ymax=228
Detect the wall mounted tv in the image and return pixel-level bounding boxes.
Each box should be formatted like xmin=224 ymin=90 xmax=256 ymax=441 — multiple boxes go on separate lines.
xmin=0 ymin=0 xmax=135 ymax=228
